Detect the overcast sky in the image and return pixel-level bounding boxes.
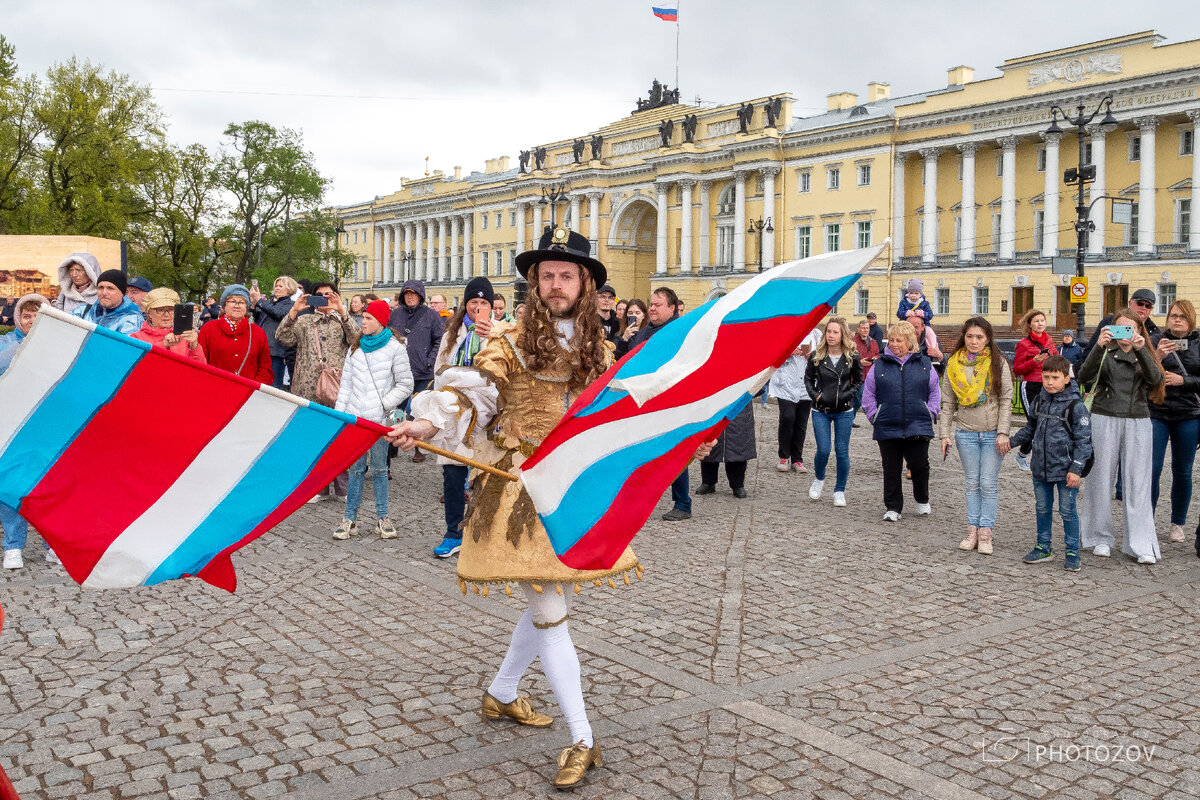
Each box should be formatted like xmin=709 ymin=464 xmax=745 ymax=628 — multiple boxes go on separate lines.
xmin=5 ymin=1 xmax=1198 ymax=207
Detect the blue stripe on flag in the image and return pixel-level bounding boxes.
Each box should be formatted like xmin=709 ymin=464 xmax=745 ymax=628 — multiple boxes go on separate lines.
xmin=0 ymin=330 xmax=146 ymax=505
xmin=540 ymin=395 xmax=750 ymax=554
xmin=144 ymin=405 xmax=346 ymax=584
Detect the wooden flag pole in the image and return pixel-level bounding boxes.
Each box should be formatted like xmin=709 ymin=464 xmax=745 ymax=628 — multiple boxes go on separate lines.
xmin=412 ymin=442 xmax=519 ymax=482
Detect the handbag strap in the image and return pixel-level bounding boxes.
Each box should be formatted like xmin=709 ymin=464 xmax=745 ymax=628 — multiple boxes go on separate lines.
xmin=1083 ymin=347 xmax=1108 ymax=396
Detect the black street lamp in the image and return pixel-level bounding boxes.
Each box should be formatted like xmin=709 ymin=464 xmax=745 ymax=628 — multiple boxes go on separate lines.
xmin=539 ymin=182 xmax=569 ymax=232
xmin=747 ymin=217 xmax=773 ymax=271
xmin=399 ymin=252 xmax=411 ymax=283
xmin=333 ymin=221 xmax=346 ymax=279
xmin=1047 ymin=96 xmax=1118 ymax=340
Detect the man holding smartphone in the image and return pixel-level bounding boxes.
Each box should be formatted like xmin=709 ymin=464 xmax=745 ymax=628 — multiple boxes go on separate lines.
xmin=596 ymin=284 xmax=620 ymax=343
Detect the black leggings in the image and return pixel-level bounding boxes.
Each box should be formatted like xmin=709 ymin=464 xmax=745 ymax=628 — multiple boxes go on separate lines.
xmin=777 ymin=399 xmax=811 ymax=462
xmin=878 ymin=437 xmax=930 ymax=513
xmin=701 ymin=461 xmax=748 ymax=490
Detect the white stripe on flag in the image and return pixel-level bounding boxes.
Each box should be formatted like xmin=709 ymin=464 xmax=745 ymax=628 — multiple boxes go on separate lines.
xmin=520 ymin=368 xmax=773 ymax=517
xmin=608 ymin=242 xmax=886 ymax=407
xmin=83 ymin=391 xmax=297 ymax=588
xmin=0 ymin=310 xmax=91 ymax=454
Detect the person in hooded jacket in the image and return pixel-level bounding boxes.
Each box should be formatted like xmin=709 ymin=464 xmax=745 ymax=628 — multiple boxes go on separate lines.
xmin=333 ymin=299 xmax=413 ymax=542
xmin=0 ymin=293 xmax=47 ymax=374
xmin=1059 ymin=330 xmax=1084 ymax=369
xmin=132 ymin=288 xmax=206 ymax=363
xmin=71 ymin=269 xmax=144 ymax=336
xmin=388 ymin=279 xmax=445 ymax=462
xmin=1149 ymin=298 xmax=1200 ymax=548
xmin=52 ymin=252 xmax=101 ymax=315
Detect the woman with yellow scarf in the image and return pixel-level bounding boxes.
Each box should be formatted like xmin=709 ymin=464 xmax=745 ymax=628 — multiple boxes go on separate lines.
xmin=938 ymin=318 xmax=1014 ymax=555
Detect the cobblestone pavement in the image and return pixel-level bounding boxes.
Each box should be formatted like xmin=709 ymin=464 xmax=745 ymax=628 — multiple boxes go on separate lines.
xmin=3 ymin=404 xmax=1198 ymax=799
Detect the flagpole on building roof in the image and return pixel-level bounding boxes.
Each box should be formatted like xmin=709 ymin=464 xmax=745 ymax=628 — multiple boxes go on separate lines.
xmin=675 ymin=1 xmax=681 ymax=92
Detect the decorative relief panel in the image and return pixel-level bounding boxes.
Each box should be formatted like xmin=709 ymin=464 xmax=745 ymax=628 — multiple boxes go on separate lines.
xmin=611 ymin=136 xmax=658 ymax=156
xmin=1027 ymin=54 xmax=1122 ymax=88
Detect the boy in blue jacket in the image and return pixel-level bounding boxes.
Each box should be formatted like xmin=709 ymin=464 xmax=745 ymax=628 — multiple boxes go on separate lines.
xmin=1009 ymin=356 xmax=1094 ymax=571
xmin=896 ymin=278 xmax=934 ymax=323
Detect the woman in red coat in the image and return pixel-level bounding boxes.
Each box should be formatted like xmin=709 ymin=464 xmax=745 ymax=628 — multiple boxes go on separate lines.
xmin=198 ymin=284 xmax=274 ymax=384
xmin=1013 ymin=308 xmax=1059 ymax=411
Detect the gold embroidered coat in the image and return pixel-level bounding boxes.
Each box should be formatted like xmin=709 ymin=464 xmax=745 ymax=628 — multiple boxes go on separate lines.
xmin=439 ymin=323 xmax=640 ymax=597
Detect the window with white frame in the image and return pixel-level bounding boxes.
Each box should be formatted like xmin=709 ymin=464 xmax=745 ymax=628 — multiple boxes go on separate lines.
xmin=936 ymin=287 xmax=950 ymax=316
xmin=991 ymin=212 xmax=1001 ymax=250
xmin=995 ymin=153 xmax=1003 ymax=177
xmin=825 ymin=223 xmax=841 ymax=252
xmin=855 ymin=220 xmax=872 ymax=249
xmin=481 ymin=251 xmax=489 ymax=272
xmin=1083 ymin=141 xmax=1094 ymax=165
xmin=509 ymin=210 xmax=517 ymax=227
xmin=509 ymin=249 xmax=517 ymax=274
xmin=480 ymin=214 xmax=489 ymax=230
xmin=954 ymin=214 xmax=962 ymax=253
xmin=797 ymin=170 xmax=812 ymax=193
xmin=717 ymin=224 xmax=734 ymax=266
xmin=1128 ymin=201 xmax=1140 ymax=245
xmin=494 ymin=250 xmax=503 ymax=276
xmin=855 ymin=288 xmax=869 ymax=316
xmin=1182 ymin=128 xmax=1195 ymax=156
xmin=857 ymin=163 xmax=872 ymax=187
xmin=495 ymin=212 xmax=502 ymax=228
xmin=957 ymin=155 xmax=963 ymax=181
xmin=1034 ymin=209 xmax=1045 ymax=248
xmin=1129 ymin=134 xmax=1141 ymax=162
xmin=827 ymin=167 xmax=840 ymax=191
xmin=1157 ymin=283 xmax=1177 ymax=315
xmin=795 ymin=225 xmax=812 ymax=259
xmin=1036 ymin=147 xmax=1047 ymax=173
xmin=353 ymin=230 xmax=359 ymax=244
xmin=916 ymin=213 xmax=923 ymax=253
xmin=973 ymin=286 xmax=989 ymax=315
xmin=1177 ymin=198 xmax=1192 ymax=244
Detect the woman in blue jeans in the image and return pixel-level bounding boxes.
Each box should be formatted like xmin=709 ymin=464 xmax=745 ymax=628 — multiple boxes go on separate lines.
xmin=1150 ymin=298 xmax=1200 ymax=545
xmin=938 ymin=317 xmax=1013 ymax=555
xmin=803 ymin=318 xmax=862 ymax=507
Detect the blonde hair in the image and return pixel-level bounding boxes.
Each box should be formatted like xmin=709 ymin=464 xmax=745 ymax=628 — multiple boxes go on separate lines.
xmin=887 ymin=321 xmax=918 ymax=353
xmin=274 ymin=275 xmax=299 ymax=296
xmin=1019 ymin=308 xmax=1047 ymax=334
xmin=812 ymin=317 xmax=856 ymax=364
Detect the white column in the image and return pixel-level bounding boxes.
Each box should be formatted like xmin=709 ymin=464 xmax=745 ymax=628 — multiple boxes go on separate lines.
xmin=1088 ymin=127 xmax=1107 ymax=257
xmin=383 ymin=224 xmax=394 ymax=284
xmin=450 ymin=216 xmax=462 ymax=280
xmin=920 ymin=147 xmax=939 ymax=264
xmin=892 ymin=153 xmax=907 ymax=265
xmin=374 ymin=227 xmax=384 ymax=283
xmin=698 ymin=180 xmax=711 ymax=269
xmin=403 ymin=223 xmax=413 ymax=281
xmin=655 ymin=182 xmax=668 ymax=274
xmin=761 ymin=167 xmax=777 ymax=270
xmin=958 ymin=143 xmax=977 ymax=262
xmin=733 ymin=172 xmax=747 ymax=271
xmin=1137 ymin=116 xmax=1158 ymax=255
xmin=437 ymin=217 xmax=448 ymax=281
xmin=678 ymin=179 xmax=694 ymax=273
xmin=999 ymin=136 xmax=1019 ymax=261
xmin=1041 ymin=133 xmax=1061 ymax=258
xmin=424 ymin=220 xmax=435 ymax=280
xmin=461 ymin=215 xmax=472 ymax=278
xmin=587 ymin=193 xmax=601 ymax=255
xmin=569 ymin=196 xmax=581 ymax=231
xmin=1190 ymin=110 xmax=1200 ymax=252
xmin=532 ymin=203 xmax=544 ymax=243
xmin=515 ymin=202 xmax=526 ymax=254
xmin=392 ymin=224 xmax=403 ymax=283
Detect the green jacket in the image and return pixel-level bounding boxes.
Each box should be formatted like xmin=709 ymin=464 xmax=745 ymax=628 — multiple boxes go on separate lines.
xmin=1077 ymin=342 xmax=1163 ymax=418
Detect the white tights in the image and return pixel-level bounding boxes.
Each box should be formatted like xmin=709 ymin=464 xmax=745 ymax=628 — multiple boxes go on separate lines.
xmin=486 ymin=585 xmax=592 ymax=747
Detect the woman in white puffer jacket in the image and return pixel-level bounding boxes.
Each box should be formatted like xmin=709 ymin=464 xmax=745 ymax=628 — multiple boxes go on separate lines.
xmin=334 ymin=300 xmax=413 ymax=540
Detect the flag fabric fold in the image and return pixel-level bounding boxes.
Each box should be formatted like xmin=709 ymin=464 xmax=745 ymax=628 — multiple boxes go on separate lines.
xmin=0 ymin=307 xmax=385 ymax=592
xmin=652 ymin=6 xmax=678 ymax=21
xmin=520 ymin=243 xmax=887 ymax=571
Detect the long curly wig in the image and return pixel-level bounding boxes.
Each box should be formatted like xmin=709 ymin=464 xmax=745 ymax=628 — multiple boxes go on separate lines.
xmin=516 ymin=263 xmax=609 ymax=390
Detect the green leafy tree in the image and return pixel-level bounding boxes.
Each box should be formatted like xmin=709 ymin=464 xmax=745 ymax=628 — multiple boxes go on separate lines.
xmin=0 ymin=36 xmax=46 ymax=233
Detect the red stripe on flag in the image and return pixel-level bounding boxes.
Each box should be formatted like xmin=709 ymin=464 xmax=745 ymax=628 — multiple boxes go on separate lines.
xmin=559 ymin=422 xmax=727 ymax=570
xmin=194 ymin=419 xmax=386 ymax=592
xmin=525 ymin=306 xmax=829 ymax=471
xmin=22 ymin=349 xmax=255 ymax=585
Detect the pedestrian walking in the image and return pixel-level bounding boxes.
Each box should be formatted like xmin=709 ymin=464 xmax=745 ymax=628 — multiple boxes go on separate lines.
xmin=770 ymin=327 xmax=820 ymax=473
xmin=803 ymin=318 xmax=861 ymax=507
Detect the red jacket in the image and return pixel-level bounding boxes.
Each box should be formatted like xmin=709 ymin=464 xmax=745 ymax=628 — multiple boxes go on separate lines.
xmin=853 ymin=334 xmax=881 ymax=379
xmin=198 ymin=317 xmax=274 ymax=384
xmin=132 ymin=323 xmax=208 ymax=364
xmin=1013 ymin=331 xmax=1058 ymax=383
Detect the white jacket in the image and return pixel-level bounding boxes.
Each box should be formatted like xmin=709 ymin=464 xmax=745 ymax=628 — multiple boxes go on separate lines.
xmin=335 ymin=337 xmax=414 ymax=424
xmin=769 ymin=328 xmax=822 ymax=403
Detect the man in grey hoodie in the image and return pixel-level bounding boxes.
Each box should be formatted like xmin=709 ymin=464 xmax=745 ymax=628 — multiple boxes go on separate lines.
xmin=388 ymin=279 xmax=445 ymax=462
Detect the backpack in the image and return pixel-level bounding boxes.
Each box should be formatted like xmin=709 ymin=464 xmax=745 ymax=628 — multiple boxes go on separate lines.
xmin=1032 ymin=394 xmax=1094 ymax=478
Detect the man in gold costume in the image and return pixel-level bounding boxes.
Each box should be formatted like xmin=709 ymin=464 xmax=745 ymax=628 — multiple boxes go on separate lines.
xmin=389 ymin=227 xmax=636 ymax=789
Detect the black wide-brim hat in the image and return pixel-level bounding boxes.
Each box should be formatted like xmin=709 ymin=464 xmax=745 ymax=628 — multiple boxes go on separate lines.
xmin=515 ymin=227 xmax=607 ymax=288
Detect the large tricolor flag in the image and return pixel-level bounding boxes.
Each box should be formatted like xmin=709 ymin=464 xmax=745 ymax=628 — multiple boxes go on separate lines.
xmin=651 ymin=5 xmax=678 ymax=21
xmin=0 ymin=307 xmax=384 ymax=591
xmin=521 ymin=242 xmax=887 ymax=571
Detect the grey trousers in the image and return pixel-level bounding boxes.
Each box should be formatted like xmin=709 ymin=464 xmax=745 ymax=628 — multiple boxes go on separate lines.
xmin=1080 ymin=414 xmax=1160 ymax=560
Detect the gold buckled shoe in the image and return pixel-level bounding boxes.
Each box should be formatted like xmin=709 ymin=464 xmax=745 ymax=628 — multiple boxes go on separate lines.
xmin=553 ymin=740 xmax=601 ymax=790
xmin=481 ymin=691 xmax=553 ymax=727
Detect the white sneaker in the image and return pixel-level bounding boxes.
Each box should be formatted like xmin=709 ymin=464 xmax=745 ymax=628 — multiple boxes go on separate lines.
xmin=1169 ymin=524 xmax=1185 ymax=542
xmin=305 ymin=492 xmax=328 ymax=504
xmin=3 ymin=549 xmax=23 ymax=569
xmin=1014 ymin=451 xmax=1031 ymax=472
xmin=833 ymin=492 xmax=846 ymax=507
xmin=45 ymin=549 xmax=60 ymax=565
xmin=1093 ymin=544 xmax=1111 ymax=557
xmin=1137 ymin=554 xmax=1156 ymax=565
xmin=916 ymin=502 xmax=932 ymax=516
xmin=883 ymin=510 xmax=901 ymax=522
xmin=809 ymin=479 xmax=825 ymax=500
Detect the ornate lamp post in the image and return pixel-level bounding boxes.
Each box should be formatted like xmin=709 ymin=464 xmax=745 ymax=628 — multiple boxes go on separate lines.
xmin=539 ymin=182 xmax=570 ymax=231
xmin=1047 ymin=96 xmax=1118 ymax=339
xmin=332 ymin=221 xmax=346 ymax=279
xmin=747 ymin=217 xmax=773 ymax=272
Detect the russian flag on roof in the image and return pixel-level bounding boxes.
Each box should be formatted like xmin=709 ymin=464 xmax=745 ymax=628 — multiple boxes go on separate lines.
xmin=520 ymin=242 xmax=887 ymax=571
xmin=652 ymin=6 xmax=678 ymax=21
xmin=0 ymin=307 xmax=384 ymax=592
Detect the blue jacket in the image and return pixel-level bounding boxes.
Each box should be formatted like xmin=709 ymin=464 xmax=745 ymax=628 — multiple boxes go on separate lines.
xmin=1009 ymin=383 xmax=1094 ymax=482
xmin=0 ymin=329 xmax=24 ymax=375
xmin=388 ymin=280 xmax=445 ymax=382
xmin=72 ymin=296 xmax=144 ymax=336
xmin=862 ymin=350 xmax=939 ymax=440
xmin=896 ymin=295 xmax=934 ymax=323
xmin=1059 ymin=340 xmax=1084 ymax=367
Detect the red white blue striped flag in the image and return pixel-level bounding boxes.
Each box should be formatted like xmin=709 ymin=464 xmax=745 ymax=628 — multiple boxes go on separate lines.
xmin=0 ymin=307 xmax=384 ymax=591
xmin=520 ymin=243 xmax=886 ymax=571
xmin=652 ymin=5 xmax=678 ymax=21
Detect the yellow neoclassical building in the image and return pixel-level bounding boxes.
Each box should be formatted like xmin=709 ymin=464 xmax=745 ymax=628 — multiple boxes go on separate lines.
xmin=329 ymin=30 xmax=1199 ymax=331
